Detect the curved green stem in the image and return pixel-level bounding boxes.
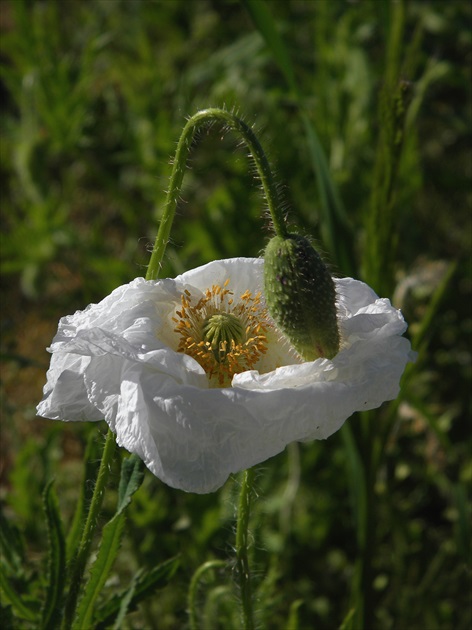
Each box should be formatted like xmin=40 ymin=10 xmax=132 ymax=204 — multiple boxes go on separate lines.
xmin=236 ymin=467 xmax=255 ymax=630
xmin=188 ymin=560 xmax=227 ymax=630
xmin=63 ymin=428 xmax=116 ymax=629
xmin=146 ymin=108 xmax=287 ymax=281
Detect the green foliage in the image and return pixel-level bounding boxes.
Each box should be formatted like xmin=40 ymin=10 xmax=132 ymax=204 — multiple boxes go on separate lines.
xmin=94 ymin=556 xmax=180 ymax=629
xmin=1 ymin=0 xmax=470 ymax=629
xmin=0 ymin=511 xmax=37 ymax=624
xmin=71 ymin=454 xmax=142 ymax=630
xmin=40 ymin=481 xmax=66 ymax=630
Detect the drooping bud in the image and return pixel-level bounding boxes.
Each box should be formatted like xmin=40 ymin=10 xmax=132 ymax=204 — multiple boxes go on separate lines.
xmin=264 ymin=234 xmax=340 ymax=361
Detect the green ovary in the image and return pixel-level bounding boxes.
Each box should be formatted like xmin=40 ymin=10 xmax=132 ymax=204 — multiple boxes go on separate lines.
xmin=202 ymin=312 xmax=246 ymax=362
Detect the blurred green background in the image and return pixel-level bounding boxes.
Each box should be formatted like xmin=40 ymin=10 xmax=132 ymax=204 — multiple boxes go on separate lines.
xmin=1 ymin=1 xmax=471 ymax=629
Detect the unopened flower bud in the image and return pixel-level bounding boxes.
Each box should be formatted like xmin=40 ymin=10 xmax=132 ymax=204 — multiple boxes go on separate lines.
xmin=264 ymin=234 xmax=340 ymax=361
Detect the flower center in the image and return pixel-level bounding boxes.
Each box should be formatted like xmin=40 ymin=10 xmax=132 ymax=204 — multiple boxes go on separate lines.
xmin=172 ymin=279 xmax=269 ymax=386
xmin=202 ymin=312 xmax=245 ymax=362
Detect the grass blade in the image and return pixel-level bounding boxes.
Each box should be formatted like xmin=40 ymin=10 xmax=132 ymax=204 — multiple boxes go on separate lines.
xmin=242 ymin=0 xmax=354 ymax=271
xmin=287 ymin=599 xmax=304 ymax=630
xmin=362 ymin=0 xmax=408 ymax=295
xmin=94 ymin=557 xmax=181 ymax=629
xmin=452 ymin=483 xmax=471 ymax=561
xmin=0 ymin=570 xmax=37 ymax=623
xmin=241 ymin=0 xmax=298 ymax=94
xmin=41 ymin=480 xmax=66 ymax=630
xmin=117 ymin=454 xmax=145 ymax=514
xmin=71 ymin=455 xmax=145 ymax=630
xmin=112 ymin=572 xmax=138 ymax=630
xmin=66 ymin=432 xmax=102 ymax=563
xmin=71 ymin=512 xmax=126 ymax=630
xmin=0 ymin=507 xmax=25 ymax=575
xmin=340 ymin=424 xmax=366 ymax=548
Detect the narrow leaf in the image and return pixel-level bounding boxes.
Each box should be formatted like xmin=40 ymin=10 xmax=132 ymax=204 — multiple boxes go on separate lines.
xmin=0 ymin=602 xmax=15 ymax=630
xmin=340 ymin=424 xmax=367 ymax=549
xmin=117 ymin=454 xmax=145 ymax=515
xmin=0 ymin=507 xmax=25 ymax=575
xmin=63 ymin=429 xmax=116 ymax=629
xmin=71 ymin=512 xmax=126 ymax=630
xmin=41 ymin=480 xmax=66 ymax=630
xmin=339 ymin=607 xmax=356 ymax=630
xmin=301 ymin=117 xmax=353 ymax=270
xmin=287 ymin=599 xmax=304 ymax=630
xmin=94 ymin=556 xmax=180 ymax=629
xmin=66 ymin=431 xmax=102 ymax=563
xmin=242 ymin=0 xmax=298 ymax=94
xmin=411 ymin=261 xmax=457 ymax=356
xmin=452 ymin=483 xmax=471 ymax=560
xmin=0 ymin=570 xmax=37 ymax=622
xmin=72 ymin=454 xmax=145 ymax=630
xmin=112 ymin=571 xmax=138 ymax=630
xmin=242 ymin=0 xmax=353 ymax=271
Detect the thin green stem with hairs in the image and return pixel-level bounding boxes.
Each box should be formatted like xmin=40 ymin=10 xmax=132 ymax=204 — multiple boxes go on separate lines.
xmin=147 ymin=109 xmax=271 ymax=629
xmin=188 ymin=560 xmax=227 ymax=630
xmin=236 ymin=467 xmax=256 ymax=630
xmin=64 ymin=109 xmax=270 ymax=629
xmin=146 ymin=107 xmax=288 ymax=280
xmin=63 ymin=428 xmax=116 ymax=629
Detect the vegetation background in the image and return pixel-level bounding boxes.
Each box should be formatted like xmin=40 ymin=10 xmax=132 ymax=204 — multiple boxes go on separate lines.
xmin=1 ymin=0 xmax=470 ymax=628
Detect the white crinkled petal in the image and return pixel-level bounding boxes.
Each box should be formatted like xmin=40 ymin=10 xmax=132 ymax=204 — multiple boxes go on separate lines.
xmin=100 ymin=335 xmax=410 ymax=493
xmin=37 ymin=257 xmax=415 ymax=493
xmin=174 ymin=257 xmax=265 ymax=295
xmin=37 ymin=353 xmax=103 ymax=421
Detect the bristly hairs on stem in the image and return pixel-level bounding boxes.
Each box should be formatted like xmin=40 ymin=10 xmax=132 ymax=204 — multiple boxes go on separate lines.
xmin=146 ymin=106 xmax=288 ymax=281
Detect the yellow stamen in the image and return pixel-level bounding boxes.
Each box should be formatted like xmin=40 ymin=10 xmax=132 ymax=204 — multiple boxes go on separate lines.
xmin=173 ymin=280 xmax=269 ymax=386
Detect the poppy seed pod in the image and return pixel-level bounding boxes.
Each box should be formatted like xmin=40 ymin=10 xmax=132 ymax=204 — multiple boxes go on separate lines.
xmin=264 ymin=234 xmax=340 ymax=361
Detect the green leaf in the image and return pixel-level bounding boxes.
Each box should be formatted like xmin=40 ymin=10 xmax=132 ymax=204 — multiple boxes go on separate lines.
xmin=242 ymin=0 xmax=353 ymax=271
xmin=339 ymin=606 xmax=356 ymax=630
xmin=63 ymin=429 xmax=117 ymax=629
xmin=117 ymin=454 xmax=145 ymax=515
xmin=66 ymin=432 xmax=102 ymax=563
xmin=340 ymin=425 xmax=367 ymax=549
xmin=94 ymin=556 xmax=180 ymax=629
xmin=40 ymin=480 xmax=66 ymax=630
xmin=188 ymin=560 xmax=227 ymax=630
xmin=71 ymin=512 xmax=126 ymax=630
xmin=71 ymin=454 xmax=145 ymax=630
xmin=241 ymin=0 xmax=298 ymax=94
xmin=0 ymin=570 xmax=37 ymax=623
xmin=0 ymin=507 xmax=25 ymax=575
xmin=411 ymin=261 xmax=457 ymax=357
xmin=286 ymin=599 xmax=303 ymax=630
xmin=362 ymin=0 xmax=408 ymax=295
xmin=301 ymin=118 xmax=353 ymax=270
xmin=112 ymin=571 xmax=138 ymax=630
xmin=0 ymin=603 xmax=15 ymax=630
xmin=452 ymin=483 xmax=471 ymax=560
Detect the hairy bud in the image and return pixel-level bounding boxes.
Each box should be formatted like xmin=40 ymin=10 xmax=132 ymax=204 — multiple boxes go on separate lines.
xmin=264 ymin=234 xmax=340 ymax=361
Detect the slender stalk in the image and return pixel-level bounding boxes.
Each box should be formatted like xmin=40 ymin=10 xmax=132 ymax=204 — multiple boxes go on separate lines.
xmin=188 ymin=560 xmax=227 ymax=630
xmin=146 ymin=108 xmax=287 ymax=280
xmin=63 ymin=428 xmax=116 ymax=629
xmin=355 ymin=417 xmax=376 ymax=630
xmin=236 ymin=467 xmax=255 ymax=630
xmin=353 ymin=2 xmax=407 ymax=625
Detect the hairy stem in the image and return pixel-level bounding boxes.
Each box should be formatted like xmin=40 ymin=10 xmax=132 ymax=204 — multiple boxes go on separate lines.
xmin=146 ymin=108 xmax=287 ymax=281
xmin=188 ymin=560 xmax=227 ymax=630
xmin=63 ymin=429 xmax=116 ymax=629
xmin=236 ymin=467 xmax=255 ymax=630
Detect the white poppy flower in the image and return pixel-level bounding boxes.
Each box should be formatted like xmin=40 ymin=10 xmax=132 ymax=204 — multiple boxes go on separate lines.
xmin=37 ymin=258 xmax=415 ymax=493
